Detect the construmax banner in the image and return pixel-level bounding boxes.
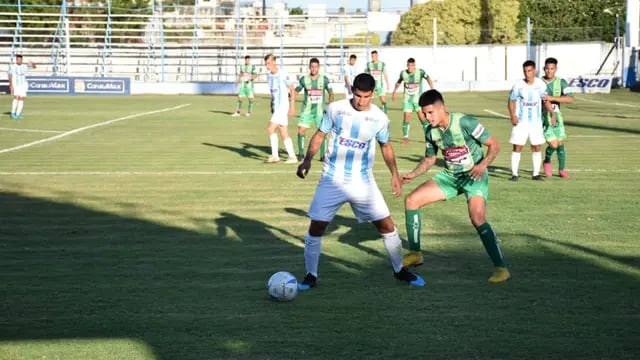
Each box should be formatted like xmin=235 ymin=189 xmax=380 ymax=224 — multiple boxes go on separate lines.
xmin=25 ymin=76 xmax=130 ymax=95
xmin=565 ymin=75 xmax=613 ymax=94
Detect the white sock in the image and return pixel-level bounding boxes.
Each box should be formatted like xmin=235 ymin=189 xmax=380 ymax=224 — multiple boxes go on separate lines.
xmin=511 ymin=152 xmax=521 ymax=176
xmin=532 ymin=151 xmax=542 ymax=176
xmin=16 ymin=100 xmax=24 ymax=115
xmin=283 ymin=137 xmax=296 ymax=158
xmin=11 ymin=99 xmax=18 ymax=114
xmin=381 ymin=228 xmax=403 ymax=273
xmin=269 ymin=133 xmax=278 ymax=158
xmin=304 ymin=232 xmax=322 ymax=277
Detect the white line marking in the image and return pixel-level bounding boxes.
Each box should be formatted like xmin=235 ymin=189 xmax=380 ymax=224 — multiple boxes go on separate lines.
xmin=0 ymin=127 xmax=64 ymax=134
xmin=0 ymin=168 xmax=638 ymax=176
xmin=0 ymin=104 xmax=191 ymax=155
xmin=483 ymin=109 xmax=509 ymax=118
xmin=575 ymin=96 xmax=640 ymax=108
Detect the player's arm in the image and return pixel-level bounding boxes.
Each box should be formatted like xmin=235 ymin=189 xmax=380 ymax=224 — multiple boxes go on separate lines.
xmin=547 ymin=79 xmax=574 ymax=104
xmin=288 ymin=83 xmax=296 ymax=116
xmin=28 ymin=61 xmax=36 ymax=69
xmin=297 ymin=129 xmax=326 ymax=179
xmin=325 ymin=79 xmax=334 ymax=103
xmin=402 ymin=155 xmax=437 ymax=184
xmin=379 ymin=141 xmax=403 ymax=197
xmin=383 ymin=69 xmax=390 ymax=92
xmin=507 ymin=98 xmax=518 ymax=125
xmin=470 ymin=135 xmax=500 ymax=181
xmin=541 ymin=92 xmax=557 ymax=125
xmin=250 ymin=67 xmax=257 ymax=82
xmin=392 ymin=75 xmax=402 ymax=101
xmin=425 ymin=73 xmax=434 ymax=89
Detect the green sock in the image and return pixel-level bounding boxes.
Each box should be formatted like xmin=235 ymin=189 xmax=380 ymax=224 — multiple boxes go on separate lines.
xmin=405 ymin=209 xmax=422 ymax=252
xmin=320 ymin=139 xmax=326 ymax=158
xmin=382 ymin=103 xmax=388 ymax=113
xmin=236 ymin=101 xmax=242 ymax=112
xmin=557 ymin=144 xmax=566 ymax=170
xmin=297 ymin=134 xmax=305 ymax=156
xmin=248 ymin=101 xmax=254 ymax=113
xmin=544 ymin=146 xmax=556 ymax=163
xmin=477 ymin=223 xmax=505 ymax=267
xmin=402 ymin=122 xmax=410 ymax=138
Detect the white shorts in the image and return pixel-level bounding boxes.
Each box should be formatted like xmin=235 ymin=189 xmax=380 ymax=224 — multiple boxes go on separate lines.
xmin=510 ymin=121 xmax=545 ymax=146
xmin=270 ymin=109 xmax=288 ymax=126
xmin=11 ymin=83 xmax=28 ymax=97
xmin=308 ymin=178 xmax=390 ymax=223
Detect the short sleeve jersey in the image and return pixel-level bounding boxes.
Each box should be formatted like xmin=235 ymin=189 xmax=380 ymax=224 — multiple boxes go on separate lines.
xmin=397 ymin=68 xmax=429 ymax=98
xmin=267 ymin=69 xmax=293 ymax=111
xmin=8 ymin=63 xmax=30 ymax=86
xmin=239 ymin=65 xmax=256 ymax=88
xmin=424 ymin=112 xmax=490 ymax=176
xmin=365 ymin=61 xmax=386 ymax=89
xmin=509 ymin=78 xmax=548 ymax=124
xmin=542 ymin=77 xmax=572 ymax=113
xmin=319 ymin=99 xmax=390 ymax=184
xmin=295 ymin=74 xmax=333 ymax=116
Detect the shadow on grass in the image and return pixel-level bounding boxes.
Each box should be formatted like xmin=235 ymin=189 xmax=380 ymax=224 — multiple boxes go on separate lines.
xmin=202 ymin=142 xmax=270 ymax=160
xmin=1 ymin=192 xmax=639 ymax=359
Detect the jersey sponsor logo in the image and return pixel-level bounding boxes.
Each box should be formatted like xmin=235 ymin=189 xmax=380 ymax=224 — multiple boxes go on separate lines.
xmin=309 ymin=88 xmax=322 ymax=104
xmin=337 ymin=135 xmax=368 ymax=151
xmin=521 ymin=101 xmax=539 ymax=107
xmin=471 ymin=124 xmax=485 ymax=138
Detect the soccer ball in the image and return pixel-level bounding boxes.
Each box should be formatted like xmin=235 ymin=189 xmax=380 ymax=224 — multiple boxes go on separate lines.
xmin=267 ymin=271 xmax=298 ymax=301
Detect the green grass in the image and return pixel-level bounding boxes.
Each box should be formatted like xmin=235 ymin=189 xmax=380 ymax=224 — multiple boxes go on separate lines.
xmin=1 ymin=90 xmax=639 ymax=359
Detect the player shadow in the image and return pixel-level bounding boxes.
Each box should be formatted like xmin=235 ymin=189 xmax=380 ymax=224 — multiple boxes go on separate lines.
xmin=564 ymin=120 xmax=640 ymax=135
xmin=201 ymin=142 xmax=270 ymax=160
xmin=208 ymin=110 xmax=235 ymax=115
xmin=397 ymin=154 xmax=446 ymax=168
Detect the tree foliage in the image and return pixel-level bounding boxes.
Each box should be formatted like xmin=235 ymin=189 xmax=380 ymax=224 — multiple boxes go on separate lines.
xmin=481 ymin=0 xmax=523 ymax=43
xmin=289 ymin=6 xmax=304 ymax=16
xmin=520 ymin=0 xmax=625 ymax=43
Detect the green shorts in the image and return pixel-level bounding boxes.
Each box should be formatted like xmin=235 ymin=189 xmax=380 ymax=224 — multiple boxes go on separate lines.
xmin=433 ymin=170 xmax=489 ymax=201
xmin=374 ymin=87 xmax=385 ymax=97
xmin=238 ymin=86 xmax=254 ymax=99
xmin=402 ymin=96 xmax=420 ymax=113
xmin=543 ymin=111 xmax=567 ymax=141
xmin=298 ymin=112 xmax=322 ymax=128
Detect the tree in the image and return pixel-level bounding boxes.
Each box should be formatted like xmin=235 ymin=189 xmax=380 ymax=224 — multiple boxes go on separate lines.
xmin=481 ymin=0 xmax=523 ymax=43
xmin=289 ymin=6 xmax=304 ymax=16
xmin=338 ymin=6 xmax=346 ymax=14
xmin=392 ymin=0 xmax=482 ymax=45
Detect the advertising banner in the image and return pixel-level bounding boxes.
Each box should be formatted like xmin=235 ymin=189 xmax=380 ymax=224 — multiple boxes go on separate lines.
xmin=24 ymin=76 xmax=130 ymax=95
xmin=565 ymin=75 xmax=613 ymax=94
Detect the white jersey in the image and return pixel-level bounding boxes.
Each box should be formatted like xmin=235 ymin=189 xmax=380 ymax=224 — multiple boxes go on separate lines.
xmin=8 ymin=63 xmax=30 ymax=87
xmin=343 ymin=65 xmax=358 ymax=89
xmin=319 ymin=99 xmax=390 ymax=185
xmin=509 ymin=78 xmax=548 ymax=124
xmin=267 ymin=69 xmax=293 ymax=112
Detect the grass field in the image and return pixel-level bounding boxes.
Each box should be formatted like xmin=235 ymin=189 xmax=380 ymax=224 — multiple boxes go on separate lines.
xmin=1 ymin=89 xmax=639 ymax=360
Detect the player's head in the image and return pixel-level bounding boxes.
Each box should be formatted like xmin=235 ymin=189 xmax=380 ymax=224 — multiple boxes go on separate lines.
xmin=522 ymin=60 xmax=536 ymax=82
xmin=309 ymin=57 xmax=320 ymax=76
xmin=349 ymin=54 xmax=357 ymax=65
xmin=244 ymin=55 xmax=251 ymax=64
xmin=406 ymin=57 xmax=416 ymax=72
xmin=544 ymin=57 xmax=558 ymax=79
xmin=371 ymin=50 xmax=378 ymax=62
xmin=351 ymin=73 xmax=376 ymax=111
xmin=15 ymin=54 xmax=23 ymax=64
xmin=419 ymin=89 xmax=447 ymax=126
xmin=264 ymin=54 xmax=277 ymax=74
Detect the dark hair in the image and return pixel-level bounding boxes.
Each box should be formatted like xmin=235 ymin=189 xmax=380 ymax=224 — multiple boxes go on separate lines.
xmin=407 ymin=57 xmax=416 ymax=64
xmin=523 ymin=60 xmax=536 ymax=68
xmin=544 ymin=57 xmax=558 ymax=66
xmin=352 ymin=73 xmax=376 ymax=92
xmin=244 ymin=55 xmax=250 ymax=60
xmin=349 ymin=54 xmax=357 ymax=60
xmin=419 ymin=89 xmax=445 ymax=107
xmin=15 ymin=54 xmax=23 ymax=59
xmin=371 ymin=50 xmax=378 ymax=55
xmin=264 ymin=53 xmax=276 ymax=61
xmin=309 ymin=57 xmax=320 ymax=65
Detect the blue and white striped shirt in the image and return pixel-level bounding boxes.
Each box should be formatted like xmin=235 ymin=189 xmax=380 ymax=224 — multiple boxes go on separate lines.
xmin=319 ymin=99 xmax=390 ymax=184
xmin=267 ymin=69 xmax=293 ymax=112
xmin=8 ymin=63 xmax=30 ymax=87
xmin=509 ymin=78 xmax=548 ymax=124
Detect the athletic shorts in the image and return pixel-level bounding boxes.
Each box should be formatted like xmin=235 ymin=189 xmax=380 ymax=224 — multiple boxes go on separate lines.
xmin=510 ymin=121 xmax=545 ymax=146
xmin=374 ymin=87 xmax=385 ymax=97
xmin=11 ymin=83 xmax=27 ymax=97
xmin=270 ymin=109 xmax=289 ymax=126
xmin=298 ymin=112 xmax=322 ymax=129
xmin=543 ymin=111 xmax=567 ymax=142
xmin=238 ymin=86 xmax=254 ymax=99
xmin=308 ymin=178 xmax=390 ymax=223
xmin=433 ymin=170 xmax=489 ymax=201
xmin=402 ymin=96 xmax=420 ymax=113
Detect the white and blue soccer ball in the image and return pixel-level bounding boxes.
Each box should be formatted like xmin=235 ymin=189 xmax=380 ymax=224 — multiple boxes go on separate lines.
xmin=267 ymin=271 xmax=298 ymax=301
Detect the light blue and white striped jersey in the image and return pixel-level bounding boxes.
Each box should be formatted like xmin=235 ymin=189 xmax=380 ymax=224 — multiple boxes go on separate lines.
xmin=509 ymin=78 xmax=548 ymax=124
xmin=267 ymin=69 xmax=293 ymax=111
xmin=319 ymin=99 xmax=390 ymax=184
xmin=342 ymin=64 xmax=358 ymax=90
xmin=8 ymin=63 xmax=31 ymax=86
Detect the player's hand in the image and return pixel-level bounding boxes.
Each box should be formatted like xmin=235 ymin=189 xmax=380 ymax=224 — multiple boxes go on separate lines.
xmin=510 ymin=114 xmax=519 ymax=126
xmin=391 ymin=175 xmax=403 ymax=197
xmin=296 ymin=159 xmax=311 ymax=179
xmin=401 ymin=171 xmax=417 ymax=184
xmin=288 ymin=107 xmax=295 ymax=117
xmin=469 ymin=164 xmax=487 ymax=181
xmin=391 ymin=93 xmax=396 ymax=102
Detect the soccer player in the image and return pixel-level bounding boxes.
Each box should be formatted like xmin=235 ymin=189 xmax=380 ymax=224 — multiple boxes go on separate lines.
xmin=295 ymin=73 xmax=425 ymax=290
xmin=343 ymin=54 xmax=358 ymax=100
xmin=294 ymin=57 xmax=334 ymax=161
xmin=364 ymin=50 xmax=390 ymax=113
xmin=8 ymin=54 xmax=36 ymax=120
xmin=508 ymin=60 xmax=556 ymax=181
xmin=232 ymin=55 xmax=257 ymax=117
xmin=391 ymin=57 xmax=434 ymax=144
xmin=541 ymin=57 xmax=573 ymax=178
xmin=264 ymin=54 xmax=297 ymax=164
xmin=401 ymin=89 xmax=509 ymax=283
